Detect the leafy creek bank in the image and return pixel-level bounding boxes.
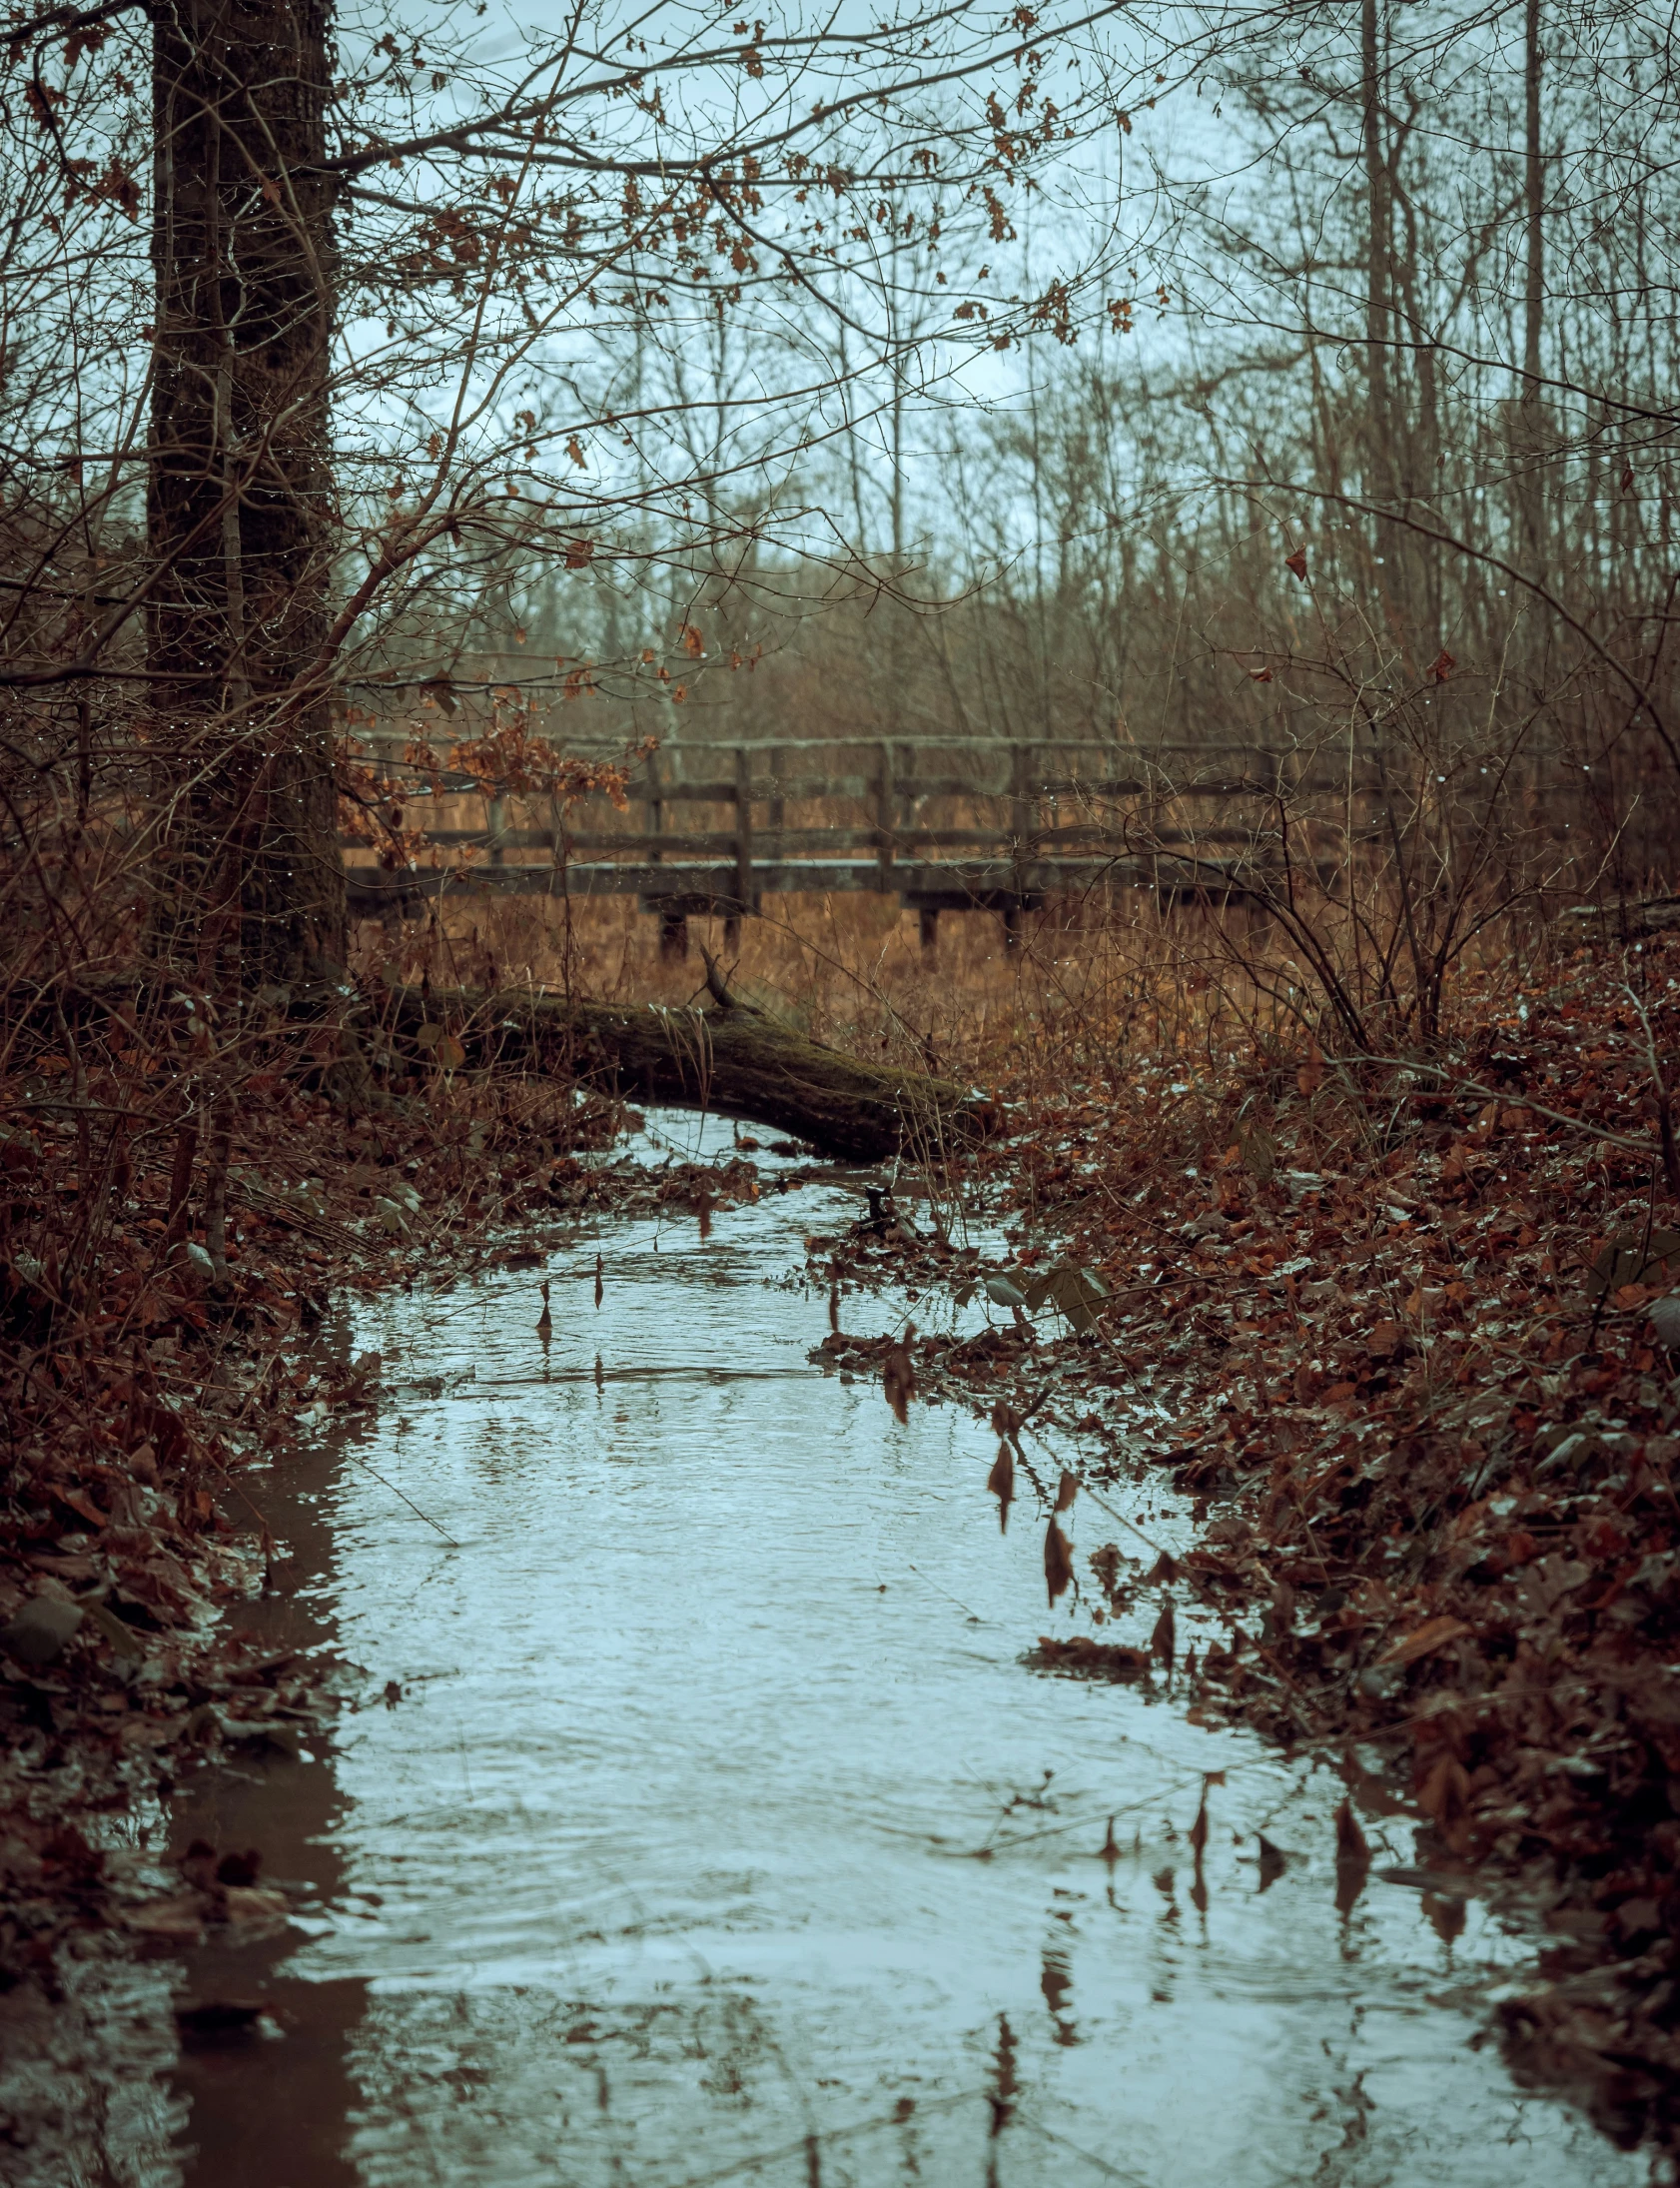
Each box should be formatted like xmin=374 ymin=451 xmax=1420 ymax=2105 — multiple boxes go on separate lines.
xmin=0 ymin=1111 xmax=1655 ymax=2186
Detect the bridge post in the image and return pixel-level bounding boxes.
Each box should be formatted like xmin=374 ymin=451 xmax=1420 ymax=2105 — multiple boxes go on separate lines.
xmin=734 ymin=746 xmax=754 ymax=923
xmin=486 ymin=791 xmax=507 ymax=866
xmin=1010 ymin=742 xmax=1038 ymax=875
xmin=918 ymin=907 xmax=939 ymax=955
xmin=659 ymin=910 xmax=689 ymax=961
xmin=876 ymin=741 xmax=896 ymax=891
xmin=649 ymin=747 xmax=666 ymax=853
xmin=1004 ymin=743 xmax=1036 ymax=949
xmin=767 ymin=746 xmax=785 ymax=870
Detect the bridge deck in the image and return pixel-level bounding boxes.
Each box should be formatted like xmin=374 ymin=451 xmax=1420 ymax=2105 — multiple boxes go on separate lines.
xmin=343 ymin=851 xmax=1258 ymax=915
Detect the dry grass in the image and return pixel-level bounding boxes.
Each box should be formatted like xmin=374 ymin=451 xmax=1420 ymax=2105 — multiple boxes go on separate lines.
xmin=354 ymin=887 xmax=1104 ymax=1074
xmin=352 ymin=880 xmax=1561 ymax=1122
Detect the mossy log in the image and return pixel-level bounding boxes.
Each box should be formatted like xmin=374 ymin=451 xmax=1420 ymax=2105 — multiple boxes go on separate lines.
xmin=388 ymin=984 xmax=993 ymax=1163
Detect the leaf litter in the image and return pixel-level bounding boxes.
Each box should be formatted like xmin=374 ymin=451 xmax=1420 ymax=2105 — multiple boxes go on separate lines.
xmin=806 ymin=930 xmax=1680 ymax=2154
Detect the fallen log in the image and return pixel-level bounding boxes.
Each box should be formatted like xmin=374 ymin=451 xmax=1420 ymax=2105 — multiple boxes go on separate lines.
xmin=386 ymin=981 xmax=994 ymax=1163
xmin=25 ymin=967 xmax=993 ymax=1163
xmin=1555 ymin=895 xmax=1680 ymax=941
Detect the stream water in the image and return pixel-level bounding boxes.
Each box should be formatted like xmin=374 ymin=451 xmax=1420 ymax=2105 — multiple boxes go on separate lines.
xmin=19 ymin=1113 xmax=1655 ymax=2187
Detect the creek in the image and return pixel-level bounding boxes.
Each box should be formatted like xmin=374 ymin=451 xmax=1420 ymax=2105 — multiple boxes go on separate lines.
xmin=28 ymin=1111 xmax=1650 ymax=2187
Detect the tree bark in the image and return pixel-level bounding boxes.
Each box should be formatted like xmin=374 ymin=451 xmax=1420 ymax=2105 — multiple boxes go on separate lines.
xmin=1516 ymin=0 xmax=1548 ymax=579
xmin=1360 ymin=0 xmax=1392 ymax=519
xmin=150 ymin=0 xmax=345 ymax=989
xmin=389 ymin=987 xmax=996 ymax=1163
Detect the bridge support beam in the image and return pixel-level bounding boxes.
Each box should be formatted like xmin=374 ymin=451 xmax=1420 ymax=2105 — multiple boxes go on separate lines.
xmin=658 ymin=910 xmax=689 ymax=962
xmin=918 ymin=908 xmax=939 ymax=955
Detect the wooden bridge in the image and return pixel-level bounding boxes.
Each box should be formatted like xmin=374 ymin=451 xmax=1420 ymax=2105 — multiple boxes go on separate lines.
xmin=343 ymin=734 xmax=1361 ymax=954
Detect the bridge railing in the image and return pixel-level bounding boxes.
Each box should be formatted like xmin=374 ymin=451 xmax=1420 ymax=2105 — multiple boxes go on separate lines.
xmin=340 ymin=730 xmax=1569 ymax=945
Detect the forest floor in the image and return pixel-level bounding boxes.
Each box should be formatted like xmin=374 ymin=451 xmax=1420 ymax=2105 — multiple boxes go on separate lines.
xmin=6 ymin=920 xmax=1680 ymax=2158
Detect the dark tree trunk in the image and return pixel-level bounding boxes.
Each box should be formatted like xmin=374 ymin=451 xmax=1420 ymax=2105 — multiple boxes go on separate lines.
xmin=1360 ymin=0 xmax=1392 ymax=518
xmin=149 ymin=0 xmax=344 ymax=989
xmin=1517 ymin=0 xmax=1548 ymax=580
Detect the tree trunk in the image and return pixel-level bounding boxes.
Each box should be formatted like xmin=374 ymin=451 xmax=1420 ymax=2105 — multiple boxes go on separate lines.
xmin=1360 ymin=0 xmax=1392 ymax=523
xmin=1516 ymin=0 xmax=1548 ymax=580
xmin=150 ymin=0 xmax=344 ymax=990
xmin=389 ymin=987 xmax=996 ymax=1163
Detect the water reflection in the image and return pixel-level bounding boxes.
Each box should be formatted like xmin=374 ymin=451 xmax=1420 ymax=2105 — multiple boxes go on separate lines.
xmin=140 ymin=1110 xmax=1648 ymax=2186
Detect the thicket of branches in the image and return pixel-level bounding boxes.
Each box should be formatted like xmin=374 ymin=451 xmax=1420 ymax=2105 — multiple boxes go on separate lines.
xmin=430 ymin=0 xmax=1674 ymax=1050
xmin=0 ymin=0 xmax=1675 ymax=1050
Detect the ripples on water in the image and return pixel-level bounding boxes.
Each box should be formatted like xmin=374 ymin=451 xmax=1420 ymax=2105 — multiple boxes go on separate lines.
xmin=7 ymin=1111 xmax=1648 ymax=2187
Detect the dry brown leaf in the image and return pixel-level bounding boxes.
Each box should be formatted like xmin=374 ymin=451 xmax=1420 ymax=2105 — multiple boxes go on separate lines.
xmin=1030 ymin=1635 xmax=1149 ymax=1679
xmin=1375 ymin=1615 xmax=1470 ymax=1667
xmin=1044 ymin=1518 xmax=1073 ymax=1606
xmin=883 ymin=1333 xmax=916 ymax=1425
xmin=1416 ymin=1752 xmax=1472 ymax=1835
xmin=1151 ymin=1593 xmax=1176 ymax=1672
xmin=987 ymin=1440 xmax=1016 ymax=1530
xmin=1055 ymin=1469 xmax=1079 ymax=1513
